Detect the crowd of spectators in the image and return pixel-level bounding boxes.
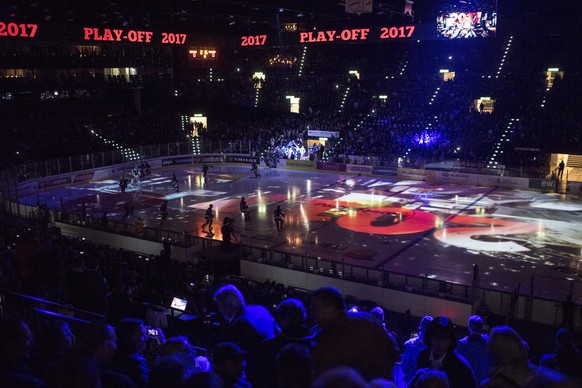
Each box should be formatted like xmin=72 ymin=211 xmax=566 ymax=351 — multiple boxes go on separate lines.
xmin=1 ymin=32 xmax=580 ymax=176
xmin=1 ymin=217 xmax=581 ymax=387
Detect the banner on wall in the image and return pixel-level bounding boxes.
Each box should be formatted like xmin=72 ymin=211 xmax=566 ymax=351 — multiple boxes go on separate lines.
xmin=346 ymin=164 xmax=373 ymax=174
xmin=307 ymin=130 xmax=340 ymax=138
xmin=162 ymin=157 xmax=193 ymax=166
xmin=38 ymin=176 xmax=72 ymax=190
xmin=566 ymin=181 xmax=582 ymax=194
xmin=398 ymin=168 xmax=435 ymax=180
xmin=372 ymin=166 xmax=398 ymax=176
xmin=193 ymin=155 xmax=224 ymax=164
xmin=286 ymin=159 xmax=316 ymax=169
xmin=528 ymin=178 xmax=557 ymax=191
xmin=111 ymin=164 xmax=135 ymax=174
xmin=479 ymin=175 xmax=530 ymax=188
xmin=317 ymin=162 xmax=347 ymax=172
xmin=224 ymin=155 xmax=260 ymax=164
xmin=73 ymin=172 xmax=94 ymax=183
xmin=435 ymin=171 xmax=477 ymax=184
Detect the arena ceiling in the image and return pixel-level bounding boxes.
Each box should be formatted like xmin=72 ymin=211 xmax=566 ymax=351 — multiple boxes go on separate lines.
xmin=1 ymin=0 xmax=410 ymax=35
xmin=1 ymin=1 xmax=573 ymax=38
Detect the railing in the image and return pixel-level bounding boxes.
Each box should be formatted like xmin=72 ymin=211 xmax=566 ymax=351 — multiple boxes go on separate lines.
xmin=2 ymin=140 xmax=257 ymax=184
xmin=4 ymin=200 xmax=196 ymax=248
xmin=1 ymin=138 xmax=550 ymax=189
xmin=242 ymin=244 xmax=473 ymax=303
xmin=0 ymin=292 xmax=106 ymax=337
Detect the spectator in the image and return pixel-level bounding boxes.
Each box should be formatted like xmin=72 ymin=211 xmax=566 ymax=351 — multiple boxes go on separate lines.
xmin=370 ymin=306 xmax=389 ymax=334
xmin=411 ymin=369 xmax=450 ymax=388
xmin=402 ymin=315 xmax=433 ymax=384
xmin=111 ymin=318 xmax=150 ymax=387
xmin=539 ymin=328 xmax=582 ymax=381
xmin=250 ymin=298 xmax=314 ymax=387
xmin=31 ymin=320 xmax=75 ymax=380
xmin=312 ymin=366 xmax=368 ymax=388
xmin=311 ymin=286 xmax=400 ymax=382
xmin=413 ymin=316 xmax=475 ymax=388
xmin=213 ymin=284 xmax=278 ymax=352
xmin=145 ymin=294 xmax=168 ymax=330
xmin=183 ymin=370 xmax=222 ymax=387
xmin=0 ymin=317 xmax=44 ymax=387
xmin=212 ymin=341 xmax=251 ymax=388
xmin=148 ymin=355 xmax=187 ymax=388
xmin=275 ymin=343 xmax=314 ymax=388
xmin=76 ymin=323 xmax=135 ymax=388
xmin=523 ymin=367 xmax=578 ymax=387
xmin=44 ymin=349 xmax=102 ymax=388
xmin=160 ymin=336 xmax=197 ymax=377
xmin=481 ymin=325 xmax=535 ymax=387
xmin=456 ymin=315 xmax=491 ymax=384
xmin=74 ymin=254 xmax=109 ymax=315
xmin=13 ymin=232 xmax=42 ymax=294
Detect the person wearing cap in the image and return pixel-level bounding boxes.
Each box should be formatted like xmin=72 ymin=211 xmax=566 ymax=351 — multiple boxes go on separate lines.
xmin=212 ymin=341 xmax=251 ymax=388
xmin=213 ymin=284 xmax=277 ymax=353
xmin=401 ymin=315 xmax=433 ymax=384
xmin=456 ymin=315 xmax=491 ymax=384
xmin=310 ymin=286 xmax=400 ymax=382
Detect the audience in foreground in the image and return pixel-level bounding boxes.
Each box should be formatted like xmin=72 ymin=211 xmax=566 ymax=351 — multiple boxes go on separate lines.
xmin=0 ymin=223 xmax=581 ymax=387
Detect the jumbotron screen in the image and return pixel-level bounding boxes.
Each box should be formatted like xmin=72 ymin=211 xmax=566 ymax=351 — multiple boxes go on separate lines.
xmin=436 ymin=0 xmax=497 ymax=39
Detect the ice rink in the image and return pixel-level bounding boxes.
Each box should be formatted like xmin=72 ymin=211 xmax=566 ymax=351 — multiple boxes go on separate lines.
xmin=22 ymin=164 xmax=582 ymax=303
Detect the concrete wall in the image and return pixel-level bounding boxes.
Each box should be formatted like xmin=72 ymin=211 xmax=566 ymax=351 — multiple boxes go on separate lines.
xmin=240 ymin=260 xmax=473 ymax=326
xmin=56 ymin=222 xmax=199 ymax=261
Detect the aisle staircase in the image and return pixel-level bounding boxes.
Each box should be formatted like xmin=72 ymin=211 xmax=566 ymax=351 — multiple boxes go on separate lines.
xmin=89 ymin=128 xmax=142 ymax=161
xmin=486 ymin=118 xmax=519 ymax=170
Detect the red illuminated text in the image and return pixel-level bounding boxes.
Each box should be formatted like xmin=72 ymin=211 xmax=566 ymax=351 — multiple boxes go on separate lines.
xmin=241 ymin=35 xmax=267 ymax=46
xmin=83 ymin=27 xmax=187 ymax=45
xmin=84 ymin=27 xmax=153 ymax=43
xmin=161 ymin=32 xmax=187 ymax=44
xmin=380 ymin=26 xmax=415 ymax=39
xmin=299 ymin=28 xmax=370 ymax=43
xmin=295 ymin=25 xmax=415 ymax=44
xmin=0 ymin=22 xmax=38 ymax=38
